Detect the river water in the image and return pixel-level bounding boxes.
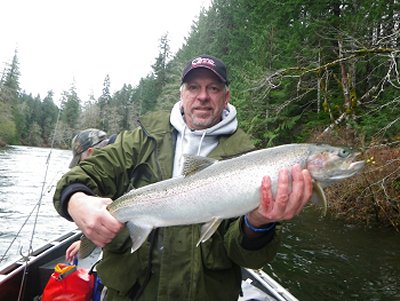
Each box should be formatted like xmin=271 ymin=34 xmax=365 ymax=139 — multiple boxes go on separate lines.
xmin=0 ymin=145 xmax=76 ymax=264
xmin=0 ymin=145 xmax=399 ymax=300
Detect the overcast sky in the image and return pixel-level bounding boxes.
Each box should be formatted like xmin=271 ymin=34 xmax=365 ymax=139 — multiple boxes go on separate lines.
xmin=0 ymin=0 xmax=211 ymax=102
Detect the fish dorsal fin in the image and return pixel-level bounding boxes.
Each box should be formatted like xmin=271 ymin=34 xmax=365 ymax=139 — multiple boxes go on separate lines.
xmin=182 ymin=154 xmax=217 ymax=176
xmin=312 ymin=181 xmax=328 ymax=216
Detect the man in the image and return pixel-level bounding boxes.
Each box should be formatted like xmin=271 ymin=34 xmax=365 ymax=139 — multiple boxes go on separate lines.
xmin=66 ymin=128 xmax=116 ymax=262
xmin=54 ymin=55 xmax=313 ymax=301
xmin=69 ymin=128 xmax=116 ymax=169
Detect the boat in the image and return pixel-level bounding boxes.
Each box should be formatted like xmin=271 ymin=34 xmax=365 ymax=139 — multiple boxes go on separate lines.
xmin=0 ymin=229 xmax=298 ymax=301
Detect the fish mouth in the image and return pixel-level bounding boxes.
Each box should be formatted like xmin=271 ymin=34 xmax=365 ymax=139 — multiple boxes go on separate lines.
xmin=348 ymin=160 xmax=366 ymax=174
xmin=328 ymin=159 xmax=365 ymax=181
xmin=348 ymin=152 xmax=365 ymax=173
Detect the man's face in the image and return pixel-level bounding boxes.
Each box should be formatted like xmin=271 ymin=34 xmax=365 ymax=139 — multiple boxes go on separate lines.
xmin=180 ymin=68 xmax=230 ymax=130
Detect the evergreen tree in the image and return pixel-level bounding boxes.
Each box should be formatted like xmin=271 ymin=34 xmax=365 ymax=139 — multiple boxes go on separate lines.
xmin=135 ymin=75 xmax=157 ymax=114
xmin=0 ymin=49 xmax=20 ymax=103
xmin=139 ymin=34 xmax=173 ymax=113
xmin=98 ymin=74 xmax=112 ymax=131
xmin=0 ymin=102 xmax=17 ymax=145
xmin=60 ymin=83 xmax=81 ymax=132
xmin=0 ymin=49 xmax=21 ymax=144
xmin=79 ymin=97 xmax=101 ymax=130
xmin=40 ymin=91 xmax=59 ymax=146
xmin=111 ymin=84 xmax=137 ymax=131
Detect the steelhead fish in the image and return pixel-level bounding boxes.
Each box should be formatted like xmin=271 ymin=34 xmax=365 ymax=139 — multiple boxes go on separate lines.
xmin=79 ymin=143 xmax=365 ymax=258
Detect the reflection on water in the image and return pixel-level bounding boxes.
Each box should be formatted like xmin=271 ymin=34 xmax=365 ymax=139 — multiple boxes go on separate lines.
xmin=0 ymin=145 xmax=399 ymax=300
xmin=266 ymin=209 xmax=400 ymax=301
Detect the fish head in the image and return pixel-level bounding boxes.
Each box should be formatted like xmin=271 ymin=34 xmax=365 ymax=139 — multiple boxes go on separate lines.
xmin=306 ymin=144 xmax=365 ymax=186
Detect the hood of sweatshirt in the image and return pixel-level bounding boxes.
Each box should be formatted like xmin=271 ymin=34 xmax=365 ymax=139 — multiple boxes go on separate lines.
xmin=170 ymin=101 xmax=238 ymax=176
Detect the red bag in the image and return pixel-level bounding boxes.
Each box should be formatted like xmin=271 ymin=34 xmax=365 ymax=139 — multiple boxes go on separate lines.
xmin=42 ymin=263 xmax=95 ymax=301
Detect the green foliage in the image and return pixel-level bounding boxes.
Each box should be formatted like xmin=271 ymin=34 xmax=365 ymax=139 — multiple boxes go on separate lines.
xmin=15 ymin=92 xmax=59 ymax=146
xmin=0 ymin=117 xmax=17 ymax=144
xmin=0 ymin=49 xmax=20 ymax=104
xmin=297 ymin=111 xmax=331 ymax=141
xmin=358 ymin=102 xmax=400 ymax=142
xmin=135 ymin=75 xmax=158 ymax=114
xmin=98 ymin=75 xmax=112 ymax=131
xmin=40 ymin=93 xmax=59 ymax=146
xmin=110 ymin=84 xmax=137 ymax=130
xmin=26 ymin=122 xmax=43 ymax=146
xmin=0 ymin=102 xmax=17 ymax=144
xmin=60 ymin=84 xmax=81 ymax=131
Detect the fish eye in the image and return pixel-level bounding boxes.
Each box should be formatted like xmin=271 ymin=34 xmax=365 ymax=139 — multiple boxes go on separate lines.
xmin=338 ymin=148 xmax=351 ymax=158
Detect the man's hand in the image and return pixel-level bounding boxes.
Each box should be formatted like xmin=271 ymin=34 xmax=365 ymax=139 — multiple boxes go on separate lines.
xmin=66 ymin=240 xmax=80 ymax=263
xmin=246 ymin=164 xmax=313 ymax=229
xmin=68 ymin=192 xmax=124 ymax=247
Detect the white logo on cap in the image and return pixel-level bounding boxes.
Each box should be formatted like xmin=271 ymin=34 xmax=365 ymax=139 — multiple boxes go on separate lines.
xmin=192 ymin=57 xmax=216 ymax=68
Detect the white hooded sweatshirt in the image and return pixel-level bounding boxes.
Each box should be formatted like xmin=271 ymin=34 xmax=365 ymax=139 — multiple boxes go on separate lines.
xmin=169 ymin=101 xmax=238 ymax=177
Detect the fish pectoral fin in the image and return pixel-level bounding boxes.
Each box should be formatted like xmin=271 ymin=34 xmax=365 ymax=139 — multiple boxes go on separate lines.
xmin=196 ymin=217 xmax=223 ymax=247
xmin=79 ymin=235 xmax=98 ymax=259
xmin=126 ymin=221 xmax=153 ymax=253
xmin=312 ymin=181 xmax=328 ymax=216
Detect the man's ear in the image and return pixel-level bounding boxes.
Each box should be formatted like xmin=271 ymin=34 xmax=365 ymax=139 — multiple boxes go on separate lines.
xmin=224 ymin=89 xmax=231 ymax=108
xmin=87 ymin=147 xmax=94 ymax=156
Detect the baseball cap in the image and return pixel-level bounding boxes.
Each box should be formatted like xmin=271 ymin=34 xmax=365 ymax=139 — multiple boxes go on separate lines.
xmin=69 ymin=128 xmax=107 ymax=168
xmin=181 ymin=55 xmax=229 ymax=85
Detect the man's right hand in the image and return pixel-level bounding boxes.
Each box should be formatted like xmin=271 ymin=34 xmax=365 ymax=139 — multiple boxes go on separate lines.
xmin=68 ymin=192 xmax=124 ymax=247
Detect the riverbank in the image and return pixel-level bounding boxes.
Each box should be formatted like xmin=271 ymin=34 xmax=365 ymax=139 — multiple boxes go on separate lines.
xmin=307 ymin=126 xmax=400 ymax=230
xmin=326 ymin=143 xmax=400 ymax=231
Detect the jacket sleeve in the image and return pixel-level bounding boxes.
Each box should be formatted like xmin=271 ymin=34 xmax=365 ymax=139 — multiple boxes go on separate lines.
xmin=223 ymin=215 xmax=281 ymax=269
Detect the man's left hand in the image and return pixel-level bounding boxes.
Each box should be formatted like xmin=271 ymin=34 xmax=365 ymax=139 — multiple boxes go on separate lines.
xmin=246 ymin=164 xmax=313 ymax=228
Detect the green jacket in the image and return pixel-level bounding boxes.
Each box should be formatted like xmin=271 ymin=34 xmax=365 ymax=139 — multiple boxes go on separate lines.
xmin=53 ymin=111 xmax=281 ymax=301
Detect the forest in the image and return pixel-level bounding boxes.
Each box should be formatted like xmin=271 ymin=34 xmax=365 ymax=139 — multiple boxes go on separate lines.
xmin=0 ymin=0 xmax=399 ymax=229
